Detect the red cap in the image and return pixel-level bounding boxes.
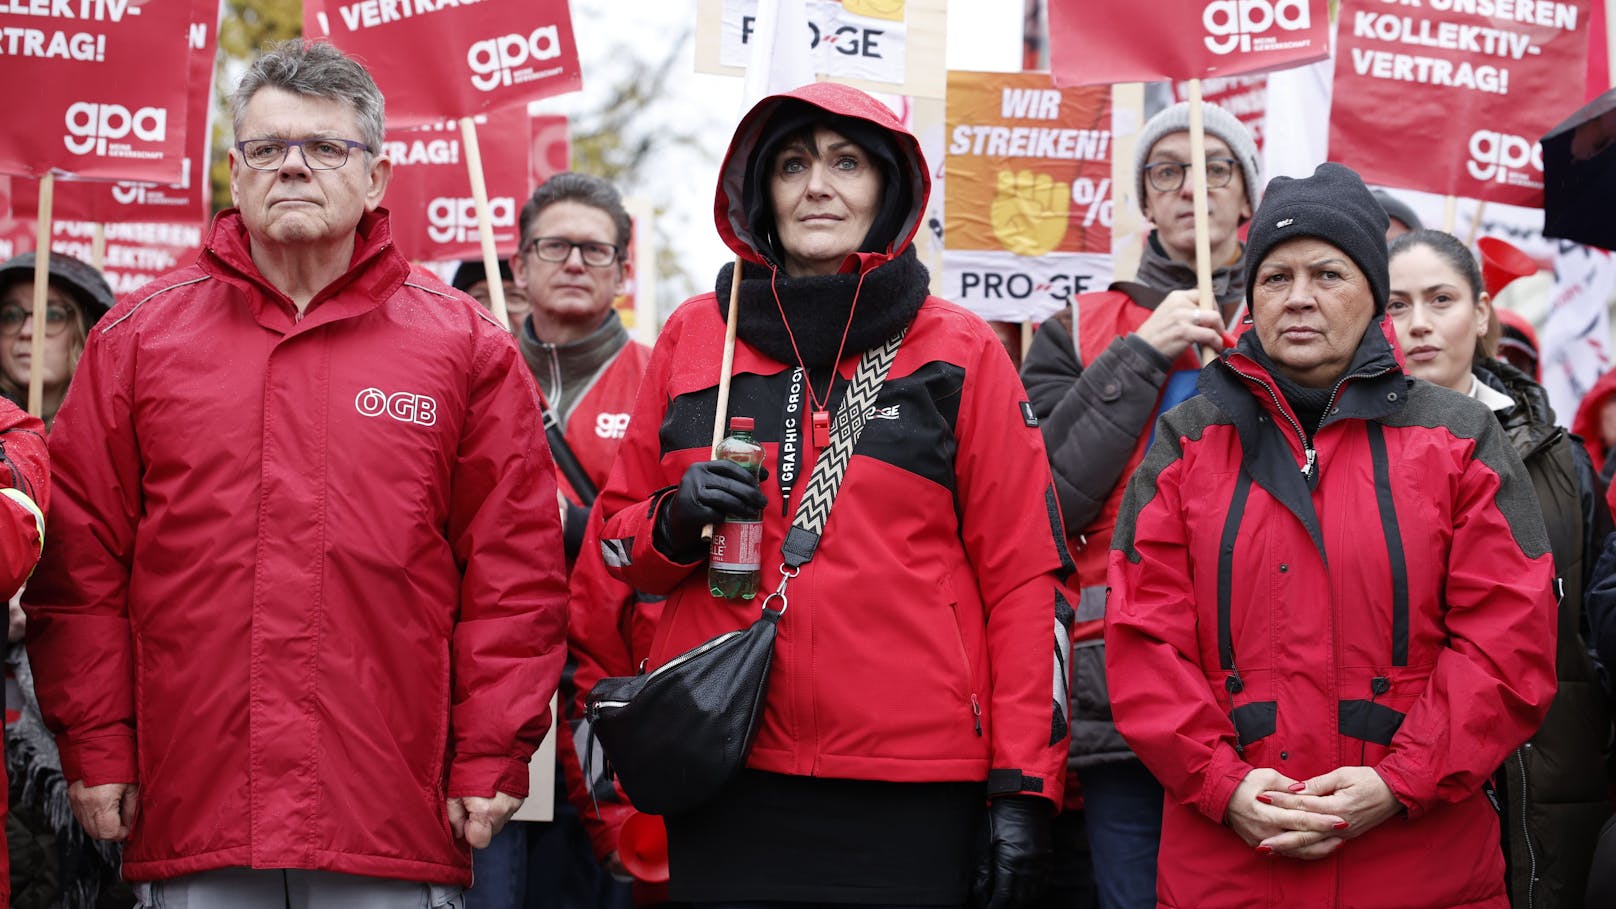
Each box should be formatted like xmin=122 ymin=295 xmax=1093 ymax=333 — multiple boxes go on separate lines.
xmin=729 ymin=416 xmax=754 ymax=431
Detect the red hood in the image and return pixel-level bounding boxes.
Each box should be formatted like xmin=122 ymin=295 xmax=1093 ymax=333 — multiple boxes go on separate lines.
xmin=714 ymin=82 xmax=929 ymax=275
xmin=1572 ymin=367 xmax=1616 ymax=468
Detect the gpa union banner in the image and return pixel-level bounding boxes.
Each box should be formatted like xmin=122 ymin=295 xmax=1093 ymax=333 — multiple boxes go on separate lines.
xmin=1172 ymin=74 xmax=1268 ymax=151
xmin=1049 ymin=0 xmax=1329 ymax=85
xmin=1329 ymin=0 xmax=1590 ymax=207
xmin=0 ymin=0 xmax=192 ymax=181
xmin=7 ymin=0 xmax=216 ymax=223
xmin=942 ymin=71 xmax=1113 ymax=323
xmin=383 ymin=107 xmax=531 ymax=261
xmin=0 ymin=219 xmax=206 ymax=297
xmin=305 ymin=0 xmax=581 ymax=126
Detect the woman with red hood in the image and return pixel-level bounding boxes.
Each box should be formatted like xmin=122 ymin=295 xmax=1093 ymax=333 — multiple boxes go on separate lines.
xmin=591 ymin=83 xmax=1075 ymax=906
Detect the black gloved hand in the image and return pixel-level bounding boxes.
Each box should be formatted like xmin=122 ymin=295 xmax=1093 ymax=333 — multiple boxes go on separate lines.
xmin=653 ymin=460 xmax=767 ymax=561
xmin=971 ymin=795 xmax=1054 ymax=909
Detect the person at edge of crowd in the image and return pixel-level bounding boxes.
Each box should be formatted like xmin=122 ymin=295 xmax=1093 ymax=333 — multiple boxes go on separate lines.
xmin=1019 ymin=99 xmax=1260 ymax=909
xmin=22 ymin=38 xmax=569 ymax=908
xmin=1371 ymin=188 xmax=1423 ymax=242
xmin=1106 ymin=162 xmax=1559 ymax=909
xmin=593 ymin=81 xmax=1074 ymax=908
xmin=1494 ymin=308 xmax=1541 ymax=383
xmin=0 ymin=253 xmax=115 ymax=430
xmin=453 ymin=258 xmax=532 ymax=331
xmin=467 ymin=172 xmax=652 ymax=909
xmin=1388 ymin=228 xmax=1613 ymax=908
xmin=1573 ymin=368 xmax=1616 ymax=488
xmin=0 ymin=395 xmax=50 ymax=909
xmin=0 ymin=252 xmax=131 ymax=908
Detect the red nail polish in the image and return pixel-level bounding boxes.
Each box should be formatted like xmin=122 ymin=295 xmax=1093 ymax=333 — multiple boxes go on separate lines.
xmin=1288 ymin=783 xmax=1306 ymax=793
xmin=1255 ymin=794 xmax=1273 ymax=805
xmin=1256 ymin=845 xmax=1273 ymax=856
xmin=1332 ymin=821 xmax=1349 ymax=831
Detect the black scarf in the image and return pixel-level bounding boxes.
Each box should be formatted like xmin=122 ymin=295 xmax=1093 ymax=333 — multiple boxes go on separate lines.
xmin=714 ymin=247 xmax=929 ymax=368
xmin=1133 ymin=231 xmax=1247 ymax=314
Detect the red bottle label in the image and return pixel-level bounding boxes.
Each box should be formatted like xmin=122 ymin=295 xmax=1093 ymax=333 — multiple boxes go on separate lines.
xmin=709 ymin=519 xmax=763 ymax=572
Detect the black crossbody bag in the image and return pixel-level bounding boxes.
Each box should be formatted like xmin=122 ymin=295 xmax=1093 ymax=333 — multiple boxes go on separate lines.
xmin=584 ymin=330 xmax=905 ymax=817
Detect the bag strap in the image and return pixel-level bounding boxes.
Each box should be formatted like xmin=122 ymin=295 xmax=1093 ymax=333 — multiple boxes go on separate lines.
xmin=779 ymin=328 xmax=907 ymax=570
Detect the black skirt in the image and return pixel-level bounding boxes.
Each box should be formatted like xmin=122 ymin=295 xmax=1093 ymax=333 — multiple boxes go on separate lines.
xmin=666 ymin=769 xmax=983 ymax=905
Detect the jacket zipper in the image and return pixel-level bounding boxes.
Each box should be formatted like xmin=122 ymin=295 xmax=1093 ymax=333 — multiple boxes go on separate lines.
xmin=1515 ymin=746 xmax=1537 ymax=908
xmin=1222 ymin=359 xmax=1395 ymax=480
xmin=948 ymin=604 xmax=983 ymax=736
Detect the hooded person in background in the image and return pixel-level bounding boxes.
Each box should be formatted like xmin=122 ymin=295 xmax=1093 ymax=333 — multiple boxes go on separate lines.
xmin=1019 ymin=101 xmax=1260 ymax=909
xmin=0 ymin=253 xmax=114 ymax=429
xmin=591 ymin=81 xmax=1074 ymax=907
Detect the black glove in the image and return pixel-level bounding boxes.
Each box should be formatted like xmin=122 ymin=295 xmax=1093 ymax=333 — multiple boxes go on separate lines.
xmin=653 ymin=460 xmax=767 ymax=561
xmin=971 ymin=795 xmax=1054 ymax=909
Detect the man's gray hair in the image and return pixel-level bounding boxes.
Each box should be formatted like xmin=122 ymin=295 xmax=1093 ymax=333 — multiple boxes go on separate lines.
xmin=518 ymin=172 xmax=633 ymax=251
xmin=230 ymin=39 xmax=386 ymax=157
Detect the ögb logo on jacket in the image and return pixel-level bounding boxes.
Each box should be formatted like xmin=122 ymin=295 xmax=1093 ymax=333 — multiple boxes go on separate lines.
xmin=355 ymin=387 xmax=438 ymax=427
xmin=1466 ymin=130 xmax=1544 ymax=187
xmin=466 ymin=26 xmax=565 ymax=92
xmin=63 ymin=102 xmax=168 ymax=158
xmin=426 ymin=196 xmax=517 ymax=244
xmin=1202 ymin=0 xmax=1311 ymax=55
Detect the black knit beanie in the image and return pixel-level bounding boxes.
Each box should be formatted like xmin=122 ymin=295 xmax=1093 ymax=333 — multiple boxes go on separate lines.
xmin=1244 ymin=162 xmax=1390 ymax=314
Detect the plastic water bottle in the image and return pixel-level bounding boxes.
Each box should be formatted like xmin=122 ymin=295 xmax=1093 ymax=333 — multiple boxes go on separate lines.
xmin=708 ymin=416 xmax=765 ymax=600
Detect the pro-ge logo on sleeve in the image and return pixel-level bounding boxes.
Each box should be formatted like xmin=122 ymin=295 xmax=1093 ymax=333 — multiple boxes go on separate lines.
xmin=356 ymin=387 xmax=437 ymax=427
xmin=64 ymin=102 xmax=168 ymax=157
xmin=467 ymin=26 xmax=564 ymax=92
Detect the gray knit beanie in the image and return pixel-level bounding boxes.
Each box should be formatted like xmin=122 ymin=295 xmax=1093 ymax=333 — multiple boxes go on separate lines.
xmin=1244 ymin=163 xmax=1390 ymax=314
xmin=1134 ymin=101 xmax=1261 ymax=216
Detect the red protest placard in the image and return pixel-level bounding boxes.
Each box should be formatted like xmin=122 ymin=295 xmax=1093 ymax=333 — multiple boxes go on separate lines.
xmin=305 ymin=0 xmax=581 ymax=126
xmin=0 ymin=0 xmax=192 ymax=181
xmin=8 ymin=0 xmax=216 ymax=223
xmin=1329 ymin=0 xmax=1590 ymax=207
xmin=0 ymin=219 xmax=206 ymax=298
xmin=1172 ymin=75 xmax=1268 ymax=151
xmin=1048 ymin=0 xmax=1329 ymax=86
xmin=529 ymin=114 xmax=570 ymax=192
xmin=382 ymin=107 xmax=532 ymax=261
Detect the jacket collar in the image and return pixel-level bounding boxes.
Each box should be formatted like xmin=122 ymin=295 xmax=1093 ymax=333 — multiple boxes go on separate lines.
xmin=200 ymin=207 xmax=410 ymax=333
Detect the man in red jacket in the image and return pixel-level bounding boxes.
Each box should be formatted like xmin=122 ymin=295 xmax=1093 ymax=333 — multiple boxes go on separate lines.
xmin=23 ymin=39 xmax=568 ymax=908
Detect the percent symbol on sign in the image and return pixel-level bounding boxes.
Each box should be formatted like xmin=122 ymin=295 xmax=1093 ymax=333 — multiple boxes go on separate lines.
xmin=1071 ymin=177 xmax=1113 ymax=228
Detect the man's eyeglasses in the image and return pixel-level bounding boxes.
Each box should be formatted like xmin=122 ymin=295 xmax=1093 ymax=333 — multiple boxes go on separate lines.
xmin=1142 ymin=157 xmax=1239 ymax=194
xmin=522 ymin=237 xmax=622 ymax=268
xmin=234 ymin=138 xmax=372 ymax=171
xmin=0 ymin=304 xmax=76 ymax=337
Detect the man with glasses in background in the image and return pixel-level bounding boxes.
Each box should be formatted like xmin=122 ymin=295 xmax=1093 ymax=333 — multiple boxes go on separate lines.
xmin=463 ymin=172 xmax=652 ymax=909
xmin=24 ymin=39 xmax=568 ymax=908
xmin=1019 ymin=101 xmax=1263 ymax=909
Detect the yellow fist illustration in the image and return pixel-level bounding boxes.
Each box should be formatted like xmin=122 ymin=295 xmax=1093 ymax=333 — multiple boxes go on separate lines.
xmin=991 ymin=170 xmax=1070 ymax=258
xmin=841 ymin=0 xmax=905 ymax=21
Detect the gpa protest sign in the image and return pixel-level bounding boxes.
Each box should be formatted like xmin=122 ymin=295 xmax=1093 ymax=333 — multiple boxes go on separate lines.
xmin=1172 ymin=74 xmax=1268 ymax=150
xmin=0 ymin=0 xmax=192 ymax=181
xmin=529 ymin=114 xmax=570 ymax=192
xmin=0 ymin=219 xmax=206 ymax=297
xmin=7 ymin=0 xmax=216 ymax=224
xmin=942 ymin=71 xmax=1113 ymax=323
xmin=695 ymin=0 xmax=946 ymax=99
xmin=1329 ymin=0 xmax=1590 ymax=207
xmin=383 ymin=107 xmax=531 ymax=262
xmin=305 ymin=0 xmax=581 ymax=126
xmin=1048 ymin=0 xmax=1330 ymax=86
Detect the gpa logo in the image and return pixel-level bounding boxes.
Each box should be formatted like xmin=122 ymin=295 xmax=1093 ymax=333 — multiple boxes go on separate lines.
xmin=594 ymin=412 xmax=631 ymax=440
xmin=1467 ymin=130 xmax=1544 ymax=185
xmin=1203 ymin=0 xmax=1312 ymax=55
xmin=355 ymin=387 xmax=438 ymax=427
xmin=426 ymin=196 xmax=517 ymax=245
xmin=64 ymin=102 xmax=168 ymax=157
xmin=467 ymin=26 xmax=563 ymax=92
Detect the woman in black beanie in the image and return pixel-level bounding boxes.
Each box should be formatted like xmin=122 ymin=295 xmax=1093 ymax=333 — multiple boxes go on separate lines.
xmin=1104 ymin=163 xmax=1558 ymax=908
